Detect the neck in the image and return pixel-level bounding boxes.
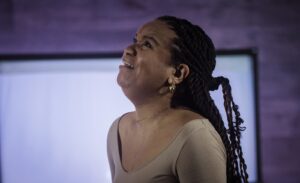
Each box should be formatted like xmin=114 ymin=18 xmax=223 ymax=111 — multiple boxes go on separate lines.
xmin=133 ymin=96 xmax=172 ymax=124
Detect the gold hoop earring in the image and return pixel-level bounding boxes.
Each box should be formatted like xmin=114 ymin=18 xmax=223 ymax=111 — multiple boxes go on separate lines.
xmin=168 ymin=84 xmax=176 ymax=93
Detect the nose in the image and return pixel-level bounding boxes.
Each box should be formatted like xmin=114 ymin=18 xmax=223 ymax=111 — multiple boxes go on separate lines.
xmin=123 ymin=44 xmax=137 ymax=57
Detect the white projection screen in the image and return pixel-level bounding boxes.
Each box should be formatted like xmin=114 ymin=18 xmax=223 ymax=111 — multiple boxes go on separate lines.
xmin=0 ymin=51 xmax=260 ymax=183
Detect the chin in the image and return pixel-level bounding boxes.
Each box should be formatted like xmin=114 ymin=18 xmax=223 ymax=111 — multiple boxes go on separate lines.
xmin=117 ymin=75 xmax=129 ymax=89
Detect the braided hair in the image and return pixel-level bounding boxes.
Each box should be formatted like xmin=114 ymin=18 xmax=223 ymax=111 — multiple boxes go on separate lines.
xmin=157 ymin=15 xmax=249 ymax=183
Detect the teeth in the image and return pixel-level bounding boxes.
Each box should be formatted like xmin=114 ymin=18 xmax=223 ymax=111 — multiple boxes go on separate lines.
xmin=123 ymin=61 xmax=134 ymax=69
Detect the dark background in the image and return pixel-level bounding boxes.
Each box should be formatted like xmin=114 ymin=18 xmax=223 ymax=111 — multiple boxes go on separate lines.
xmin=1 ymin=0 xmax=300 ymax=182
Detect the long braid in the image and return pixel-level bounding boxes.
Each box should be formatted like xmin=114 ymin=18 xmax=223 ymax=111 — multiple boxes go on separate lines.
xmin=220 ymin=78 xmax=243 ymax=182
xmin=220 ymin=78 xmax=249 ymax=182
xmin=157 ymin=15 xmax=249 ymax=183
xmin=188 ymin=73 xmax=236 ymax=183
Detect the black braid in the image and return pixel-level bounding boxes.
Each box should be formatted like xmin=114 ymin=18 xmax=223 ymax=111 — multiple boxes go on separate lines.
xmin=157 ymin=15 xmax=249 ymax=183
xmin=220 ymin=78 xmax=249 ymax=182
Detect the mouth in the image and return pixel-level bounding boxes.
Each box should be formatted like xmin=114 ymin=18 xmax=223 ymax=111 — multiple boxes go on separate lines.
xmin=121 ymin=60 xmax=134 ymax=69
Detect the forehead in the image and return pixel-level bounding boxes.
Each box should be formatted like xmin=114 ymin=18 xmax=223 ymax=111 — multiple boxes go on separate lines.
xmin=136 ymin=20 xmax=177 ymax=44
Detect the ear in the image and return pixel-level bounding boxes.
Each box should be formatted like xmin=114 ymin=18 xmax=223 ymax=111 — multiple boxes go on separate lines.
xmin=169 ymin=64 xmax=190 ymax=85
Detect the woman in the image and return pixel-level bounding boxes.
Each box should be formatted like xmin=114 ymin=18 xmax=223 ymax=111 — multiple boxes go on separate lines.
xmin=107 ymin=15 xmax=248 ymax=183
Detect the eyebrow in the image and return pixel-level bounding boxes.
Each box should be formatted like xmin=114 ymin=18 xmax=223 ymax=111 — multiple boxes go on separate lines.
xmin=135 ymin=34 xmax=160 ymax=46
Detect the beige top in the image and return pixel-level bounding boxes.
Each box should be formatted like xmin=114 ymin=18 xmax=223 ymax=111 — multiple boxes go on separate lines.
xmin=107 ymin=116 xmax=226 ymax=183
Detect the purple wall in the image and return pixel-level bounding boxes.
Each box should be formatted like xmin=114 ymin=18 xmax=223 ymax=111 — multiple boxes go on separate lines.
xmin=1 ymin=0 xmax=300 ymax=182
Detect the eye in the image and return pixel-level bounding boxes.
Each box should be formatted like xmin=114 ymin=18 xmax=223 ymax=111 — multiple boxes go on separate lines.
xmin=142 ymin=40 xmax=153 ymax=49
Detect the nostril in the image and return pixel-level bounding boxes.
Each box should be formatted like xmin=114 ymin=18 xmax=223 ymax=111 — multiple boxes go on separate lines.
xmin=124 ymin=44 xmax=137 ymax=56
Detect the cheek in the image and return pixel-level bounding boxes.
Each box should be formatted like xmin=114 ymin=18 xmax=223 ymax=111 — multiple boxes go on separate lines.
xmin=138 ymin=59 xmax=165 ymax=76
xmin=138 ymin=63 xmax=170 ymax=87
xmin=135 ymin=51 xmax=172 ymax=83
xmin=138 ymin=53 xmax=170 ymax=72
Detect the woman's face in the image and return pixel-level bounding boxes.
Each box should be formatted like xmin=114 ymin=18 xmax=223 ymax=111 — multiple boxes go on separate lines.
xmin=117 ymin=20 xmax=178 ymax=103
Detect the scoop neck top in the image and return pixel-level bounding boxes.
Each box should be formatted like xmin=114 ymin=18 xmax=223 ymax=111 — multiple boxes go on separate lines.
xmin=107 ymin=115 xmax=226 ymax=183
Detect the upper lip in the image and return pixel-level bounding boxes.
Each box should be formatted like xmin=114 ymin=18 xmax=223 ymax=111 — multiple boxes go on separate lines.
xmin=122 ymin=58 xmax=134 ymax=69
